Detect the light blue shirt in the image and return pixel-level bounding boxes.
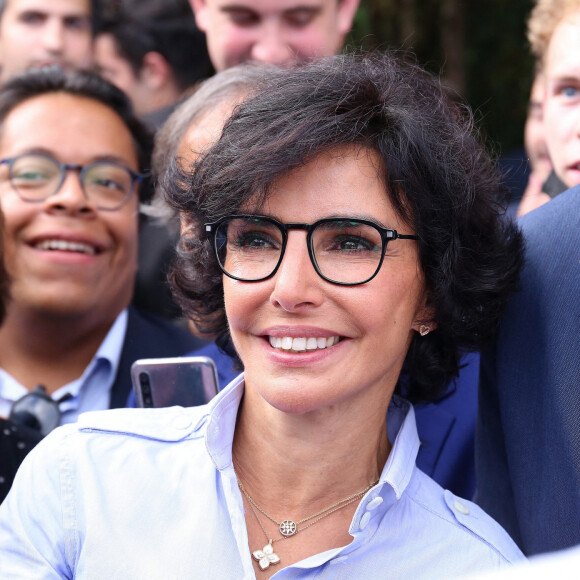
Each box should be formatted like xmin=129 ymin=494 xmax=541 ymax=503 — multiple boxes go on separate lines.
xmin=0 ymin=375 xmax=524 ymax=579
xmin=0 ymin=310 xmax=127 ymax=424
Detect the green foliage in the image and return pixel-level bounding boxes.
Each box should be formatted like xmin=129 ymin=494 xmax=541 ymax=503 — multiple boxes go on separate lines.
xmin=346 ymin=0 xmax=536 ymax=152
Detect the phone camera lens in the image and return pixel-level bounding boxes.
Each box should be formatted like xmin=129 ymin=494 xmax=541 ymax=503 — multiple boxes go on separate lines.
xmin=139 ymin=372 xmax=153 ymax=407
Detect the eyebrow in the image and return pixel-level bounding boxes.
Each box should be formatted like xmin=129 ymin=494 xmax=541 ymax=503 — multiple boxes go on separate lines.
xmin=254 ymin=212 xmax=392 ymax=229
xmin=18 ymin=8 xmax=90 ymax=19
xmin=12 ymin=148 xmax=136 ymax=168
xmin=546 ymin=73 xmax=580 ymax=83
xmin=219 ymin=3 xmax=322 ymax=15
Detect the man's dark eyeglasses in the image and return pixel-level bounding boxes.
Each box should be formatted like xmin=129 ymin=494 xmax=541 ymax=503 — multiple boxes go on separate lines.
xmin=0 ymin=153 xmax=144 ymax=211
xmin=204 ymin=215 xmax=419 ymax=286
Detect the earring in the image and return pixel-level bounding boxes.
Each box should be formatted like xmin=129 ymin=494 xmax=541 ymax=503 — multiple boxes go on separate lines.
xmin=419 ymin=324 xmax=431 ymax=337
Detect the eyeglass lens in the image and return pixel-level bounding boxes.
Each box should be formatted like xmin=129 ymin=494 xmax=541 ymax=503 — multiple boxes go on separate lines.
xmin=215 ymin=217 xmax=384 ymax=285
xmin=8 ymin=154 xmax=134 ymax=209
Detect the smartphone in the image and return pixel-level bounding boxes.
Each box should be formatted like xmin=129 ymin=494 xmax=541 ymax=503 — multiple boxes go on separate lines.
xmin=131 ymin=356 xmax=219 ymax=408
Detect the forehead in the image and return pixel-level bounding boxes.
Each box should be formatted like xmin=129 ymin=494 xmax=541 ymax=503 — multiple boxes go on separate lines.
xmin=178 ymin=97 xmax=241 ymax=159
xmin=0 ymin=93 xmax=138 ymax=165
xmin=545 ymin=12 xmax=580 ymax=78
xmin=2 ymin=0 xmax=90 ymax=17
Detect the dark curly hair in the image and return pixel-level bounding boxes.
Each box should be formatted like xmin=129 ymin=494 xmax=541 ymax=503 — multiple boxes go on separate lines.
xmin=164 ymin=53 xmax=524 ymax=403
xmin=0 ymin=65 xmax=154 ymax=203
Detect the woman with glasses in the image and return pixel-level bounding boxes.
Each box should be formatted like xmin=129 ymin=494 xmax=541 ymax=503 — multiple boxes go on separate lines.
xmin=0 ymin=54 xmax=525 ymax=577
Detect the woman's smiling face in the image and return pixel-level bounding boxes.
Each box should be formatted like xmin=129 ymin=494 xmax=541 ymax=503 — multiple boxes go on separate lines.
xmin=224 ymin=145 xmax=432 ymax=417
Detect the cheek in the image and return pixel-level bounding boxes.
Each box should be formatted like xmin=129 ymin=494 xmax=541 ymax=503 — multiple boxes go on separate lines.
xmin=545 ymin=103 xmax=571 ymax=141
xmin=223 ymin=278 xmax=269 ymax=338
xmin=109 ymin=208 xmax=139 ymax=265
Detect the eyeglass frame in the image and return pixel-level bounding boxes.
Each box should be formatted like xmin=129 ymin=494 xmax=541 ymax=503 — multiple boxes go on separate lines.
xmin=0 ymin=153 xmax=145 ymax=211
xmin=204 ymin=214 xmax=420 ymax=287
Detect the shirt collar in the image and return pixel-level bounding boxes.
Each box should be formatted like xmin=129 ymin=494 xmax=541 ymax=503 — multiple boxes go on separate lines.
xmin=0 ymin=309 xmax=128 ymax=409
xmin=380 ymin=395 xmax=420 ymax=499
xmin=54 ymin=308 xmax=128 ymax=404
xmin=204 ymin=377 xmax=420 ymax=501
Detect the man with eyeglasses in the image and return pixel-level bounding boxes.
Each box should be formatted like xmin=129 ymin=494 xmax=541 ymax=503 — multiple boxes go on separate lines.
xmin=0 ymin=67 xmax=204 ymax=449
xmin=0 ymin=0 xmax=100 ymax=82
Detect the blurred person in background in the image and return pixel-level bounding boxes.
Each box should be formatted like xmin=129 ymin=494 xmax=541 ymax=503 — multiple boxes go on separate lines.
xmin=0 ymin=67 xmax=203 ymax=437
xmin=95 ymin=0 xmax=211 ymax=130
xmin=516 ymin=73 xmax=553 ymax=216
xmin=94 ymin=0 xmax=212 ymax=322
xmin=189 ymin=0 xmax=360 ymax=71
xmin=0 ymin=0 xmax=100 ymax=82
xmin=518 ymin=0 xmax=580 ymax=213
xmin=476 ymin=0 xmax=580 ymax=556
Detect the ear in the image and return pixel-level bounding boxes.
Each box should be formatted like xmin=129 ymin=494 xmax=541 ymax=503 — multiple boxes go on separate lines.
xmin=140 ymin=51 xmax=171 ymax=90
xmin=411 ymin=300 xmax=437 ymax=335
xmin=189 ymin=0 xmax=209 ymax=32
xmin=336 ymin=0 xmax=361 ymax=38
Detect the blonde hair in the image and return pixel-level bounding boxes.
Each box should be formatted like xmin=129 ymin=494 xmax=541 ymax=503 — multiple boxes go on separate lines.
xmin=528 ymin=0 xmax=580 ymax=65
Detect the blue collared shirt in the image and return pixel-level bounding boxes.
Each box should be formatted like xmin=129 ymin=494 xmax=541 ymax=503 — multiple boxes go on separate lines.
xmin=0 ymin=375 xmax=524 ymax=579
xmin=0 ymin=310 xmax=127 ymax=424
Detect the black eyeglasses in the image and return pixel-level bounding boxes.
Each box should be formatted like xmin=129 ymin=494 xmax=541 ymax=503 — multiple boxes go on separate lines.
xmin=204 ymin=215 xmax=419 ymax=286
xmin=0 ymin=153 xmax=144 ymax=211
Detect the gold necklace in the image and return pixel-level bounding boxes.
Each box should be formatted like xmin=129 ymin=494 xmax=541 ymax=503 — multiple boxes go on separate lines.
xmin=238 ymin=478 xmax=378 ymax=571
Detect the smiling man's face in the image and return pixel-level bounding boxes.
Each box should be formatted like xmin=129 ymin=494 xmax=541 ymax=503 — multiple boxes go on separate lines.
xmin=0 ymin=93 xmax=139 ymax=327
xmin=189 ymin=0 xmax=359 ymax=71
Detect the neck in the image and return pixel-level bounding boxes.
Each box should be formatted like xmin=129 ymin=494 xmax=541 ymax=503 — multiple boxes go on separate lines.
xmin=0 ymin=307 xmax=118 ymax=394
xmin=232 ymin=381 xmax=392 ymax=516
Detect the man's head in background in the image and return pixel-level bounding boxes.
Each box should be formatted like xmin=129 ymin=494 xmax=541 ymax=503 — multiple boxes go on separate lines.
xmin=0 ymin=0 xmax=99 ymax=82
xmin=95 ymin=0 xmax=211 ymax=119
xmin=189 ymin=0 xmax=360 ymax=71
xmin=528 ymin=0 xmax=580 ymax=188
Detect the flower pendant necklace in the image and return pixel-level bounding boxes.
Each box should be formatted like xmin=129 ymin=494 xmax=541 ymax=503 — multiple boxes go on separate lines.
xmin=238 ymin=478 xmax=378 ymax=571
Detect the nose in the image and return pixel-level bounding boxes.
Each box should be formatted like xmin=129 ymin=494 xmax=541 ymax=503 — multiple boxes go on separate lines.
xmin=270 ymin=231 xmax=324 ymax=312
xmin=41 ymin=19 xmax=65 ymax=54
xmin=44 ymin=171 xmax=96 ymax=217
xmin=250 ymin=24 xmax=293 ymax=65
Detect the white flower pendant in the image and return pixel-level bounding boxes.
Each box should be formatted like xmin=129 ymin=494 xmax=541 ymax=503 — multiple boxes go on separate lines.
xmin=252 ymin=540 xmax=281 ymax=571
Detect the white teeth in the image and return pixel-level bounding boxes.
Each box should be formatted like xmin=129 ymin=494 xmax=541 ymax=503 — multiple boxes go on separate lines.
xmin=292 ymin=338 xmax=306 ymax=351
xmin=35 ymin=240 xmax=96 ymax=255
xmin=269 ymin=336 xmax=341 ymax=352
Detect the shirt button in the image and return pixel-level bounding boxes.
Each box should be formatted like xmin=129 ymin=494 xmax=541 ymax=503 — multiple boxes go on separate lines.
xmin=366 ymin=497 xmax=383 ymax=511
xmin=359 ymin=512 xmax=371 ymax=530
xmin=172 ymin=416 xmax=192 ymax=430
xmin=454 ymin=500 xmax=470 ymax=515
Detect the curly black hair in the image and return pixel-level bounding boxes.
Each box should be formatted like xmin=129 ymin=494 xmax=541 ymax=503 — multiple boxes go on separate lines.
xmin=164 ymin=53 xmax=524 ymax=403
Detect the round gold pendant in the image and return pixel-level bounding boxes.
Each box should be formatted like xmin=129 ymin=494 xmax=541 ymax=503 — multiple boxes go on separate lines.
xmin=279 ymin=520 xmax=297 ymax=536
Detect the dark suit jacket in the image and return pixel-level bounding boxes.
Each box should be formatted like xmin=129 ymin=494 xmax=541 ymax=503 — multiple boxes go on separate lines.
xmin=109 ymin=307 xmax=206 ymax=409
xmin=475 ymin=186 xmax=580 ymax=555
